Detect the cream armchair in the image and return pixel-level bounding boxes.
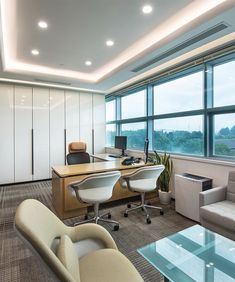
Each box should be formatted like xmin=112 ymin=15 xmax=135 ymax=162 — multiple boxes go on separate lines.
xmin=200 ymin=171 xmax=235 ymax=241
xmin=14 ymin=199 xmax=143 ymax=282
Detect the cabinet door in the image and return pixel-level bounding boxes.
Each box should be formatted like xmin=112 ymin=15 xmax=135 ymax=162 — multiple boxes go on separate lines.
xmin=65 ymin=91 xmax=80 ymax=155
xmin=33 ymin=87 xmax=50 ymax=180
xmin=50 ymin=89 xmax=65 ymax=171
xmin=0 ymin=84 xmax=14 ymax=184
xmin=80 ymin=93 xmax=92 ymax=154
xmin=93 ymin=94 xmax=105 ymax=154
xmin=15 ymin=86 xmax=33 ymax=182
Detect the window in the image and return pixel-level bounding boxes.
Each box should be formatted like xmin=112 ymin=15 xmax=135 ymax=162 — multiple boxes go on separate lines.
xmin=153 ymin=116 xmax=204 ymax=155
xmin=106 ymin=100 xmax=115 ymax=122
xmin=121 ymin=122 xmax=146 ymax=149
xmin=106 ymin=124 xmax=116 ymax=147
xmin=121 ymin=90 xmax=146 ymax=119
xmin=213 ymin=113 xmax=235 ymax=157
xmin=154 ymin=71 xmax=203 ymax=115
xmin=213 ymin=60 xmax=235 ymax=108
xmin=106 ymin=53 xmax=235 ymax=161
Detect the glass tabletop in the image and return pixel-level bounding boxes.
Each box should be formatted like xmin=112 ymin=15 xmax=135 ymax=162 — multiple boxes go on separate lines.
xmin=138 ymin=225 xmax=235 ymax=282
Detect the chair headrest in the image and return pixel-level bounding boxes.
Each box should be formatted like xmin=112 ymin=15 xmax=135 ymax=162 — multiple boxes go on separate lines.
xmin=69 ymin=142 xmax=87 ymax=153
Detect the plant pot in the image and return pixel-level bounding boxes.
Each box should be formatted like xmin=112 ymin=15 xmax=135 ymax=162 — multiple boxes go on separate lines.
xmin=158 ymin=190 xmax=172 ymax=205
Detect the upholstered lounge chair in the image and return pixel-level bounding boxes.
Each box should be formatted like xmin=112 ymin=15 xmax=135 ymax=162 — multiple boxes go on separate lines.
xmin=14 ymin=199 xmax=143 ymax=282
xmin=200 ymin=171 xmax=235 ymax=241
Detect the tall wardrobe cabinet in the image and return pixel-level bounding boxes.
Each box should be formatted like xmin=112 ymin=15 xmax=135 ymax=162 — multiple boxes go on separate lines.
xmin=0 ymin=83 xmax=105 ymax=185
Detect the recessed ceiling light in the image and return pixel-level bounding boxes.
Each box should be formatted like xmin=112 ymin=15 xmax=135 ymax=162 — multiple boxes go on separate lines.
xmin=106 ymin=40 xmax=114 ymax=47
xmin=85 ymin=61 xmax=92 ymax=66
xmin=31 ymin=49 xmax=39 ymax=55
xmin=38 ymin=21 xmax=48 ymax=29
xmin=142 ymin=5 xmax=153 ymax=14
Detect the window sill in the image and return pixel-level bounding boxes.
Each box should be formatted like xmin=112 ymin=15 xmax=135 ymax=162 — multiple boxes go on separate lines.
xmin=105 ymin=147 xmax=235 ymax=167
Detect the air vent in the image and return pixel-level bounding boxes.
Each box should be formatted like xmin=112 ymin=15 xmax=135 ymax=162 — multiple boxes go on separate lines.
xmin=131 ymin=22 xmax=229 ymax=73
xmin=34 ymin=79 xmax=71 ymax=86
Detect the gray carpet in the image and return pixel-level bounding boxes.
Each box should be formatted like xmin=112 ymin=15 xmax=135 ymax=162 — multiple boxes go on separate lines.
xmin=0 ymin=181 xmax=195 ymax=282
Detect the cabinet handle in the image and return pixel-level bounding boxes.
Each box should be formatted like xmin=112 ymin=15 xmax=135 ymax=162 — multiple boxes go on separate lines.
xmin=64 ymin=129 xmax=67 ymax=165
xmin=32 ymin=129 xmax=34 ymax=175
xmin=92 ymin=129 xmax=95 ymax=155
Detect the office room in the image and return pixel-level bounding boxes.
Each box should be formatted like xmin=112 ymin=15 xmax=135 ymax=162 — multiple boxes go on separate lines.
xmin=0 ymin=0 xmax=235 ymax=281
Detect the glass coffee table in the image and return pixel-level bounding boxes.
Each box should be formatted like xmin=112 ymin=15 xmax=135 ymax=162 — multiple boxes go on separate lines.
xmin=138 ymin=225 xmax=235 ymax=282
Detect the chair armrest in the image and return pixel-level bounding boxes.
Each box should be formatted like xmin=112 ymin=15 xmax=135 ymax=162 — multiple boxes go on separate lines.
xmin=199 ymin=186 xmax=227 ymax=207
xmin=69 ymin=223 xmax=118 ymax=250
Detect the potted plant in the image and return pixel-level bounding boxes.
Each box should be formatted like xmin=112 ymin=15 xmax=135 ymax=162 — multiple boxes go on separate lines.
xmin=149 ymin=151 xmax=173 ymax=204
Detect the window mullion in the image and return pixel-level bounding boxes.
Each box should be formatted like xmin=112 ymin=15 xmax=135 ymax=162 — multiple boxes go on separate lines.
xmin=147 ymin=84 xmax=153 ymax=150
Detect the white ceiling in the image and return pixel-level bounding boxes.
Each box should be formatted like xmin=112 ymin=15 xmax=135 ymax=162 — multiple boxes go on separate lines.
xmin=0 ymin=0 xmax=235 ymax=93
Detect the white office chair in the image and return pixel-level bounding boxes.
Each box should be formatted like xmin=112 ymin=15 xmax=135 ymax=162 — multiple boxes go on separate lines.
xmin=69 ymin=170 xmax=121 ymax=231
xmin=120 ymin=165 xmax=165 ymax=224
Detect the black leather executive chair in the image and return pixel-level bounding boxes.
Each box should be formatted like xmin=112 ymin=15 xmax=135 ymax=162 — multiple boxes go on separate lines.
xmin=67 ymin=142 xmax=90 ymax=165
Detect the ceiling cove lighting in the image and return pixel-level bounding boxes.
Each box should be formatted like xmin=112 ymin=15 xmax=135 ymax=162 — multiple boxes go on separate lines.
xmin=142 ymin=5 xmax=153 ymax=14
xmin=0 ymin=0 xmax=228 ymax=82
xmin=31 ymin=49 xmax=39 ymax=55
xmin=85 ymin=61 xmax=92 ymax=66
xmin=106 ymin=40 xmax=114 ymax=47
xmin=38 ymin=21 xmax=48 ymax=29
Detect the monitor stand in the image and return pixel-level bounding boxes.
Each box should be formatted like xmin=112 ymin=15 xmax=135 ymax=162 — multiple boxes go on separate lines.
xmin=120 ymin=149 xmax=128 ymax=157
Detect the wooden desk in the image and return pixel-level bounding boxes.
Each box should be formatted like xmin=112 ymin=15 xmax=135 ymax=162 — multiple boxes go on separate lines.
xmin=52 ymin=158 xmax=154 ymax=219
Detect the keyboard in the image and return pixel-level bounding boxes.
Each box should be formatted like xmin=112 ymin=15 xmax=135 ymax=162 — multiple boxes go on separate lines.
xmin=108 ymin=154 xmax=121 ymax=158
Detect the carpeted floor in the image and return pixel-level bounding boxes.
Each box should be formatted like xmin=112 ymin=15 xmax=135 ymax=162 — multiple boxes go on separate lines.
xmin=0 ymin=181 xmax=195 ymax=282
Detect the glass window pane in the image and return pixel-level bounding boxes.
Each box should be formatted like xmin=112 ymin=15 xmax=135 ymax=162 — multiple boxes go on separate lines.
xmin=121 ymin=90 xmax=146 ymax=119
xmin=213 ymin=60 xmax=235 ymax=107
xmin=121 ymin=122 xmax=146 ymax=149
xmin=106 ymin=124 xmax=116 ymax=147
xmin=106 ymin=100 xmax=115 ymax=122
xmin=214 ymin=113 xmax=235 ymax=157
xmin=153 ymin=116 xmax=204 ymax=155
xmin=154 ymin=71 xmax=203 ymax=115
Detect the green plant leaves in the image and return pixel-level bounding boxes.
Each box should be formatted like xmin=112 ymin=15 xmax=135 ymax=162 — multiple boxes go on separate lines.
xmin=150 ymin=151 xmax=173 ymax=192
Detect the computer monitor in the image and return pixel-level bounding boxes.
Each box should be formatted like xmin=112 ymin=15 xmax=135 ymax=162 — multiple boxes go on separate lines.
xmin=114 ymin=136 xmax=127 ymax=156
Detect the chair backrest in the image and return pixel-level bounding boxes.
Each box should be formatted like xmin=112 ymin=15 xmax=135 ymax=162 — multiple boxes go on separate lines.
xmin=227 ymin=171 xmax=235 ymax=202
xmin=67 ymin=152 xmax=90 ymax=165
xmin=14 ymin=199 xmax=78 ymax=282
xmin=70 ymin=171 xmax=121 ymax=203
xmin=67 ymin=142 xmax=90 ymax=165
xmin=124 ymin=165 xmax=165 ymax=190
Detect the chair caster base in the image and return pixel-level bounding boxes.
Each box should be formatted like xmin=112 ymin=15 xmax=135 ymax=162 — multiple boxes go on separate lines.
xmin=160 ymin=210 xmax=164 ymax=215
xmin=146 ymin=218 xmax=151 ymax=224
xmin=113 ymin=225 xmax=119 ymax=231
xmin=127 ymin=204 xmax=131 ymax=208
xmin=124 ymin=212 xmax=128 ymax=217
